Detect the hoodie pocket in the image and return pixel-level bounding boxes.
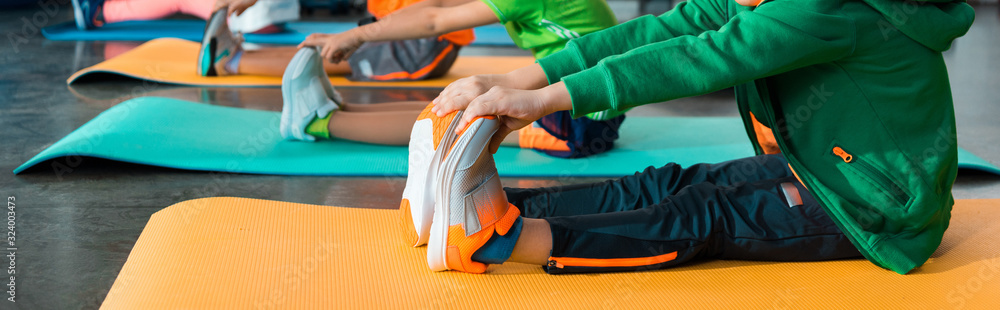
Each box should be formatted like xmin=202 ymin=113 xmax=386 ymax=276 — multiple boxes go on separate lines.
xmin=831 ymin=145 xmax=911 ymax=210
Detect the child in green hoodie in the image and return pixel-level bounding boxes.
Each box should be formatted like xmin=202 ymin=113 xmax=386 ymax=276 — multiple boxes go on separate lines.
xmin=430 ymin=0 xmax=974 ymax=274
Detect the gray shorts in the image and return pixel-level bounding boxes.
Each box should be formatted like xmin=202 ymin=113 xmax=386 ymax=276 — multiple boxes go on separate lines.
xmin=347 ymin=37 xmax=461 ymax=82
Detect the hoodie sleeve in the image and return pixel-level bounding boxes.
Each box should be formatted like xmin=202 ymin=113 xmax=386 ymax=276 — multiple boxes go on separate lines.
xmin=562 ymin=1 xmax=857 ymax=118
xmin=536 ymin=0 xmax=732 ymax=85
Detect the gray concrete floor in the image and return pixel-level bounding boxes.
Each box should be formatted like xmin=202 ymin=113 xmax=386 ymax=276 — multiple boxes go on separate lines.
xmin=1 ymin=3 xmax=999 ymax=309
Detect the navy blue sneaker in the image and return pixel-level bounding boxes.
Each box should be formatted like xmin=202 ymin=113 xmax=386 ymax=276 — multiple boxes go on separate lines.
xmin=71 ymin=0 xmax=105 ymax=30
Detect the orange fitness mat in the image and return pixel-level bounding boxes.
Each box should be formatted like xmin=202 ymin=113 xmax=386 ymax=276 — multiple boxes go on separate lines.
xmin=102 ymin=197 xmax=1000 ymax=309
xmin=68 ymin=38 xmax=536 ymax=88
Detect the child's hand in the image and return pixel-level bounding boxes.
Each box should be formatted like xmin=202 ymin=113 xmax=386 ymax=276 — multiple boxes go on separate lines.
xmin=432 ymin=74 xmax=510 ymax=117
xmin=298 ymin=33 xmax=363 ymax=64
xmin=214 ymin=0 xmax=258 ymax=16
xmin=458 ymin=87 xmax=551 ymax=154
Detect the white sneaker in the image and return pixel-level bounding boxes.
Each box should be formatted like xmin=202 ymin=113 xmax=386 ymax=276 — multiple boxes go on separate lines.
xmin=280 ymin=47 xmax=342 ymax=141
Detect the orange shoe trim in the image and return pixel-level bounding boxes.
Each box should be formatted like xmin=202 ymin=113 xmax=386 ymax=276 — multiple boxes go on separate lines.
xmin=445 ymin=226 xmax=491 ymax=274
xmin=549 ymin=251 xmax=678 ymax=269
xmin=416 ymin=103 xmax=458 ymax=148
xmin=398 ymin=199 xmax=419 ymax=247
xmin=443 ymin=206 xmax=520 ymax=273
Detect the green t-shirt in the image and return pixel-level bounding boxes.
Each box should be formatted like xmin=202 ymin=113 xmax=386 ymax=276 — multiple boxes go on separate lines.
xmin=480 ymin=0 xmax=616 ymax=59
xmin=480 ymin=0 xmax=622 ymax=120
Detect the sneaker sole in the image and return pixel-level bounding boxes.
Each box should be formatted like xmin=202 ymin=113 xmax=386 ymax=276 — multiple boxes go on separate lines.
xmin=401 ymin=110 xmax=463 ymax=247
xmin=198 ymin=10 xmax=227 ymax=77
xmin=427 ymin=117 xmax=495 ymax=271
xmin=400 ymin=120 xmax=437 ymax=247
xmin=71 ymin=0 xmax=86 ymax=31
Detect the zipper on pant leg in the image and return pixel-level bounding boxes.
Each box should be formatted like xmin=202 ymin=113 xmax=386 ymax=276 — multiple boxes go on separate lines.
xmin=546 ymin=251 xmax=679 ymax=272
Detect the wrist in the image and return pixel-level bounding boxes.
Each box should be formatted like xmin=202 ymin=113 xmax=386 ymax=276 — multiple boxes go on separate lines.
xmin=506 ymin=64 xmax=548 ymax=90
xmin=538 ymin=82 xmax=572 ymax=115
xmin=348 ymin=27 xmax=369 ymax=44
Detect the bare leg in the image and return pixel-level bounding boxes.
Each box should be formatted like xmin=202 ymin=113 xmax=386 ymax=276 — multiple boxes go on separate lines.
xmin=239 ymin=47 xmax=352 ymax=77
xmin=341 ymin=101 xmax=429 ymax=113
xmin=327 ymin=109 xmax=422 ymax=145
xmin=103 ymin=0 xmax=213 ymax=23
xmin=507 ymin=218 xmax=552 ymax=265
xmin=329 ymin=102 xmax=522 ymax=146
xmin=501 ymin=133 xmax=519 ymax=146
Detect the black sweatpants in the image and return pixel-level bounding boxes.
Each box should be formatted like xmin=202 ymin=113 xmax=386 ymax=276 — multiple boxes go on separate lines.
xmin=504 ymin=154 xmax=862 ymax=274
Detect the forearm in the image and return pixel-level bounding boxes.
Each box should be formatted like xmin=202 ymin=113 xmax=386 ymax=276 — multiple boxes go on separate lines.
xmin=352 ymin=0 xmax=482 ymax=43
xmin=538 ymin=82 xmax=573 ymax=115
xmin=562 ymin=5 xmax=855 ymax=117
xmin=538 ymin=0 xmax=733 ymax=84
xmin=351 ymin=10 xmax=444 ymax=42
xmin=504 ymin=64 xmax=549 ymax=90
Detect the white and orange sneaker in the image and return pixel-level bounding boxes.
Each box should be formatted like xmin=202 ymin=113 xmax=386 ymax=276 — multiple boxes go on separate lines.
xmin=427 ymin=116 xmax=520 ymax=273
xmin=399 ymin=105 xmax=463 ymax=247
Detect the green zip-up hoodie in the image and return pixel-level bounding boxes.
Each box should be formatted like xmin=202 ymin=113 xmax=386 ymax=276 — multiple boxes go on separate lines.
xmin=536 ymin=0 xmax=974 ymax=274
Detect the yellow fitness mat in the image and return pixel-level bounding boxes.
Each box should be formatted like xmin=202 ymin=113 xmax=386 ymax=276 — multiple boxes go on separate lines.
xmin=69 ymin=38 xmax=536 ymax=88
xmin=102 ymin=197 xmax=1000 ymax=309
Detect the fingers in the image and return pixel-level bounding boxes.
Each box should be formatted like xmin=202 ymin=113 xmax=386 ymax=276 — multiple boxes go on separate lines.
xmin=432 ymin=93 xmax=464 ymax=117
xmin=488 ymin=124 xmax=514 ymax=154
xmin=456 ymin=96 xmax=492 ymax=132
xmin=213 ymin=0 xmax=227 ymax=13
xmin=322 ymin=45 xmax=335 ymax=62
xmin=298 ymin=35 xmax=318 ymax=49
xmin=433 ymin=78 xmax=482 ymax=117
xmin=232 ymin=4 xmax=247 ymax=16
xmin=333 ymin=45 xmax=358 ymax=64
xmin=232 ymin=0 xmax=256 ymax=16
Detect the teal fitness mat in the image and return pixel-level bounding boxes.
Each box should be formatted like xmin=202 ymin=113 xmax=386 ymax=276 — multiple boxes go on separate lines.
xmin=41 ymin=21 xmax=515 ymax=46
xmin=14 ymin=97 xmax=1000 ymax=177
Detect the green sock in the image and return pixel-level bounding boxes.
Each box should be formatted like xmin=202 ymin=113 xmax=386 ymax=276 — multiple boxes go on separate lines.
xmin=304 ymin=113 xmax=332 ymax=139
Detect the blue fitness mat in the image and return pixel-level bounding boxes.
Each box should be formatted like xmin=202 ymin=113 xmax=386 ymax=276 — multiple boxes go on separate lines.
xmin=14 ymin=97 xmax=1000 ymax=177
xmin=41 ymin=20 xmax=516 ymax=46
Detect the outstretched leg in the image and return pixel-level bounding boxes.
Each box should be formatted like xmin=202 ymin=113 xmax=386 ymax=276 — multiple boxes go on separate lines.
xmin=505 ymin=154 xmax=795 ymax=218
xmin=103 ymin=0 xmax=213 ymax=23
xmin=325 ymin=109 xmax=422 ymax=145
xmin=526 ymin=172 xmax=859 ymax=274
xmin=341 ymin=101 xmax=428 ymax=113
xmin=239 ymin=47 xmax=352 ymax=77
